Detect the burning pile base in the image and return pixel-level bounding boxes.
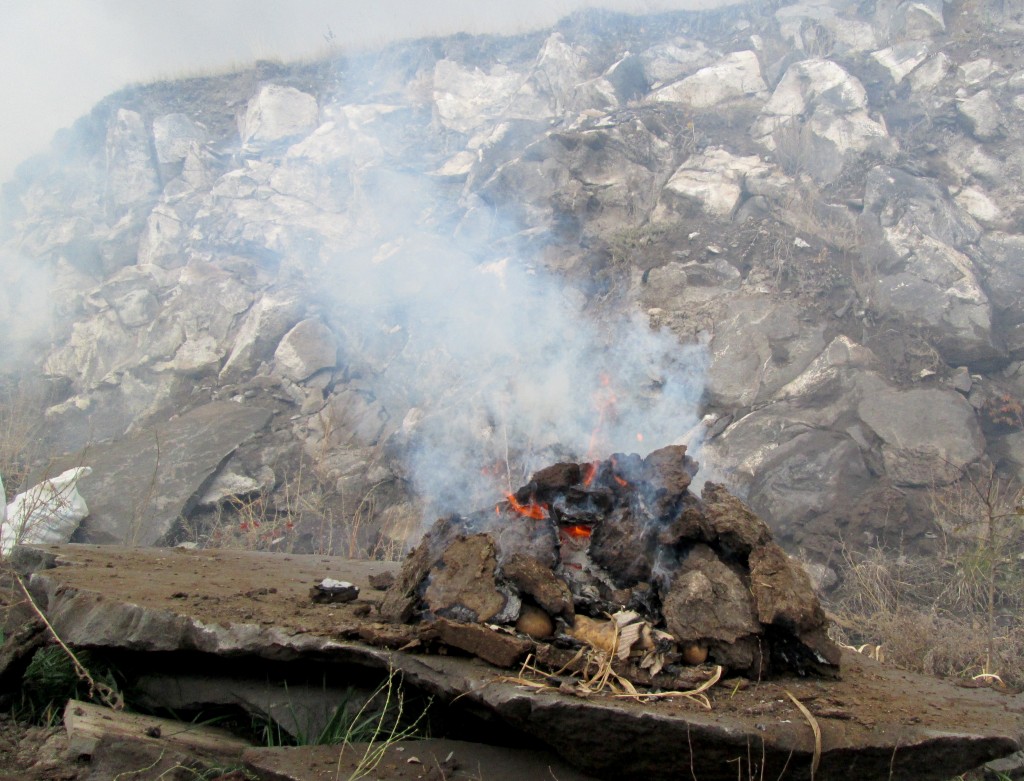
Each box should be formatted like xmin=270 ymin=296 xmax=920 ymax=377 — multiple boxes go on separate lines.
xmin=382 ymin=445 xmax=839 ymax=685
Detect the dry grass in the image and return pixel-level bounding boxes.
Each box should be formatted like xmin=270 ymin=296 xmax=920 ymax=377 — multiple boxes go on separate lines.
xmin=828 ymin=539 xmax=1024 ymax=687
xmin=190 ymin=455 xmax=416 ymax=561
xmin=828 ymin=468 xmax=1024 ymax=686
xmin=0 ymin=378 xmax=50 ymax=496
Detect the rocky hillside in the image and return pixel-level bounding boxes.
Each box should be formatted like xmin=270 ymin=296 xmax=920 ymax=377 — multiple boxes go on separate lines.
xmin=2 ymin=0 xmax=1023 ymax=560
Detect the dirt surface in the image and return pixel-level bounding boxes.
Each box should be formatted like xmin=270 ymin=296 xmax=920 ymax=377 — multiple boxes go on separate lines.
xmin=7 ymin=544 xmax=1024 ymax=780
xmin=243 ymin=738 xmax=598 ymax=780
xmin=17 ymin=545 xmax=397 ymax=642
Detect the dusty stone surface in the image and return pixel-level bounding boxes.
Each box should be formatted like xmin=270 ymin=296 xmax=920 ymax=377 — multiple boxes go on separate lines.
xmin=421 ymin=535 xmax=507 ymax=623
xmin=749 ymin=542 xmax=826 ymax=633
xmin=243 ymin=738 xmax=599 ymax=781
xmin=7 ymin=544 xmax=1022 ymax=781
xmin=47 ymin=401 xmax=273 ymax=546
xmin=662 ymin=544 xmax=760 ymax=645
xmin=499 ymin=552 xmax=574 ymax=618
xmin=241 ymin=84 xmax=319 ymax=149
xmin=272 ymin=318 xmax=337 ymax=383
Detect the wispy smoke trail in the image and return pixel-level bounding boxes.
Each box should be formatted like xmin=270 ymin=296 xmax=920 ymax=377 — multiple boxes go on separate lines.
xmin=317 ymin=167 xmax=707 ymax=517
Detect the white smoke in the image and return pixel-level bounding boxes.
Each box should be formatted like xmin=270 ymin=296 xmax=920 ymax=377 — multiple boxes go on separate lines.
xmin=317 ymin=168 xmax=707 ymax=517
xmin=0 ymin=250 xmax=57 ymax=370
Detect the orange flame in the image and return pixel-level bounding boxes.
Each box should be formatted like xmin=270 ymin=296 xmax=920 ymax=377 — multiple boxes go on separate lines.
xmin=582 ymin=461 xmax=599 ymax=487
xmin=609 ymin=455 xmax=630 ymax=488
xmin=562 ymin=524 xmax=592 ymax=539
xmin=503 ymin=493 xmax=549 ymax=520
xmin=585 ymin=373 xmax=618 ymax=461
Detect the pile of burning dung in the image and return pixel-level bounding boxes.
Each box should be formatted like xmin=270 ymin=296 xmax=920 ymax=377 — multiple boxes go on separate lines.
xmin=381 ymin=445 xmax=840 ymax=682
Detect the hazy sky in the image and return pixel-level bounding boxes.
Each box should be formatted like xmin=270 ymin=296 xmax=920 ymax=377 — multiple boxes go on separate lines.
xmin=0 ymin=0 xmax=734 ymax=185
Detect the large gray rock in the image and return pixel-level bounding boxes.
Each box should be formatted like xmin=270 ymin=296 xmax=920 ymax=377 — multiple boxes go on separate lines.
xmin=977 ymin=234 xmax=1024 ymax=341
xmin=434 ymin=31 xmax=612 ymax=131
xmin=705 ymin=299 xmax=827 ymax=408
xmin=752 ymin=59 xmax=891 ymax=183
xmin=638 ymin=40 xmax=714 ymax=85
xmin=959 ymin=89 xmax=1005 ymax=141
xmin=653 ymin=148 xmax=768 ymax=220
xmin=152 ymin=113 xmax=209 ymax=166
xmin=703 ymin=336 xmax=977 ymax=546
xmin=775 ymin=0 xmax=879 ymax=55
xmin=528 ymin=33 xmax=614 ymax=114
xmin=273 ymin=318 xmax=337 ymax=382
xmin=220 ymin=293 xmax=304 ymax=382
xmin=240 ymin=85 xmax=319 ymax=149
xmin=872 ymin=41 xmax=931 ymax=84
xmin=650 ymin=50 xmax=766 ymax=108
xmin=858 ymin=385 xmax=985 ymax=485
xmin=875 ymin=0 xmax=946 ymax=39
xmin=105 ymin=109 xmax=160 ymax=215
xmin=859 ymin=167 xmax=999 ymax=365
xmin=137 ymin=201 xmax=191 ymax=268
xmin=474 ymin=114 xmax=674 ymax=239
xmin=60 ymin=401 xmax=273 ymax=546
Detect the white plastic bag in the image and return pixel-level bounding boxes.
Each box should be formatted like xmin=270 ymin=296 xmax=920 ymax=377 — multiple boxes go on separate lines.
xmin=1 ymin=466 xmax=92 ymax=556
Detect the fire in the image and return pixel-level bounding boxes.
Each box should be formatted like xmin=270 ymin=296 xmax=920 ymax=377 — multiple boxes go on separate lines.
xmin=561 ymin=524 xmax=592 ymax=539
xmin=582 ymin=461 xmax=599 ymax=487
xmin=585 ymin=373 xmax=618 ymax=461
xmin=502 ymin=493 xmax=549 ymax=520
xmin=609 ymin=455 xmax=630 ymax=488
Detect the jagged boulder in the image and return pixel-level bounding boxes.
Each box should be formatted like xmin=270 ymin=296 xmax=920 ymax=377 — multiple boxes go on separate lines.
xmin=650 ymin=50 xmax=766 ymax=108
xmin=875 ymin=0 xmax=946 ymax=40
xmin=775 ymin=1 xmax=879 ymax=55
xmin=105 ymin=109 xmax=160 ymax=216
xmin=752 ymin=58 xmax=892 ymax=183
xmin=653 ymin=148 xmax=769 ymax=220
xmin=637 ymin=39 xmax=714 ymax=85
xmin=152 ymin=112 xmax=209 ymax=172
xmin=704 ymin=298 xmax=827 ymax=408
xmin=959 ymin=89 xmax=1005 ymax=141
xmin=272 ymin=318 xmax=337 ymax=383
xmin=240 ymin=85 xmax=319 ymax=150
xmin=858 ymin=384 xmax=986 ymax=485
xmin=858 ymin=166 xmax=1001 ymax=366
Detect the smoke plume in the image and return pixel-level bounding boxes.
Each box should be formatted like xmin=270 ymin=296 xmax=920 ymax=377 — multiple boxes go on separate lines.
xmin=315 ymin=167 xmax=707 ymax=517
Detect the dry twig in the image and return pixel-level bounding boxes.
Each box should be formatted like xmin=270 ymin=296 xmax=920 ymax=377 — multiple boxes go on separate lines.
xmin=784 ymin=690 xmax=821 ymax=780
xmin=14 ymin=573 xmax=123 ymax=711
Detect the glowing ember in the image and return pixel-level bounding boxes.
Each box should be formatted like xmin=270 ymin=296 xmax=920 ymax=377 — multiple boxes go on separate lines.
xmin=502 ymin=493 xmax=549 ymax=520
xmin=610 ymin=455 xmax=630 ymax=488
xmin=582 ymin=461 xmax=599 ymax=487
xmin=561 ymin=524 xmax=593 ymax=539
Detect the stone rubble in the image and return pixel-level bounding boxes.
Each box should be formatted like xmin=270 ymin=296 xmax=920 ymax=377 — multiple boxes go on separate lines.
xmin=1 ymin=0 xmax=1023 ymax=564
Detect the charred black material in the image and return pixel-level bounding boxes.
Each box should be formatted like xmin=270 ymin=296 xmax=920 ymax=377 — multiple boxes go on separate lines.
xmin=383 ymin=444 xmax=841 ymax=678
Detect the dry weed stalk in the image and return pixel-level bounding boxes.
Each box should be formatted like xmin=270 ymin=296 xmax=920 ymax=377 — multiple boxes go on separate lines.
xmin=500 ymin=648 xmax=722 ymax=708
xmin=13 ymin=572 xmax=123 ymax=711
xmin=784 ymin=690 xmax=821 ymax=780
xmin=0 ymin=378 xmax=48 ymax=491
xmin=829 ymin=466 xmax=1024 ymax=686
